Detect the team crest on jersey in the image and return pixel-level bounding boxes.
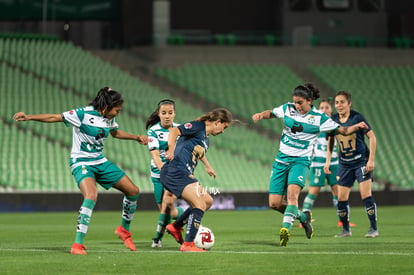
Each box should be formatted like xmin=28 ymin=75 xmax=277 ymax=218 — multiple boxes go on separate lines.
xmin=184 ymin=123 xmax=193 ymax=129
xmin=308 ymin=115 xmax=315 ymax=124
xmin=69 ymin=110 xmax=74 ymax=115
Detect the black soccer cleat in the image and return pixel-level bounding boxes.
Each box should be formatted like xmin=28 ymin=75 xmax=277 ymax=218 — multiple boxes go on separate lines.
xmin=300 ymin=211 xmax=313 ymax=239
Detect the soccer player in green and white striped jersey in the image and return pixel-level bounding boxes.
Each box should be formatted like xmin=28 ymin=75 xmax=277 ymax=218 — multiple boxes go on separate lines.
xmin=252 ymin=83 xmax=368 ymax=247
xmin=145 ymin=99 xmax=184 ymax=248
xmin=301 ymin=99 xmax=356 ymax=228
xmin=13 ymin=87 xmax=148 ymax=255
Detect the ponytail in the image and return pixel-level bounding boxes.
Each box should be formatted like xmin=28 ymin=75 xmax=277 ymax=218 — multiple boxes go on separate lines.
xmin=89 ymin=87 xmax=124 ymax=112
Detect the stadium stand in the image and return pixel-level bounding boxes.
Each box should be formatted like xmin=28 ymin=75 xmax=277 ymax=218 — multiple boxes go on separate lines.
xmin=156 ymin=64 xmax=303 ymax=136
xmin=1 ymin=38 xmax=413 ymax=192
xmin=121 ymin=46 xmax=414 ymax=190
xmin=0 ymin=38 xmax=273 ymax=192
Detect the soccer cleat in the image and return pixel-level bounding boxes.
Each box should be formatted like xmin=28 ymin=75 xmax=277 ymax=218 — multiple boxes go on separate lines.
xmin=338 ymin=221 xmax=357 ymax=227
xmin=115 ymin=226 xmax=137 ymax=251
xmin=364 ymin=228 xmax=379 ymax=238
xmin=70 ymin=243 xmax=87 ymax=255
xmin=180 ymin=242 xmax=206 ymax=252
xmin=279 ymin=227 xmax=290 ymax=247
xmin=151 ymin=238 xmax=162 ymax=248
xmin=300 ymin=211 xmax=314 ymax=239
xmin=335 ymin=229 xmax=352 ymax=238
xmin=166 ymin=223 xmax=184 ymax=244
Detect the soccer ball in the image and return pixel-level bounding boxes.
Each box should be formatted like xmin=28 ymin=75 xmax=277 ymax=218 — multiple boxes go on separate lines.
xmin=194 ymin=225 xmax=215 ymax=250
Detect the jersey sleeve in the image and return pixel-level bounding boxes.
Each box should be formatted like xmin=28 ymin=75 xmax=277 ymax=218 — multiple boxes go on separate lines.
xmin=147 ymin=129 xmax=160 ymax=151
xmin=320 ymin=115 xmax=340 ymax=133
xmin=271 ymin=104 xmax=285 ymax=118
xmin=108 ymin=118 xmax=119 ymax=131
xmin=62 ymin=108 xmax=83 ymax=127
xmin=178 ymin=120 xmax=205 ymax=136
xmin=355 ymin=112 xmax=372 ymax=134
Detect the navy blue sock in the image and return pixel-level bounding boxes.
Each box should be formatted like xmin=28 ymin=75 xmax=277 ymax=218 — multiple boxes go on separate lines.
xmin=337 ymin=200 xmax=350 ymax=231
xmin=363 ymin=196 xmax=377 ymax=230
xmin=185 ymin=208 xmax=204 ymax=242
xmin=175 ymin=207 xmax=191 ymax=228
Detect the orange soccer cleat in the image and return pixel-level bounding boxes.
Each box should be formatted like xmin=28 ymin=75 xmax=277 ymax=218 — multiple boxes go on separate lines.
xmin=70 ymin=243 xmax=87 ymax=255
xmin=338 ymin=221 xmax=357 ymax=227
xmin=115 ymin=226 xmax=137 ymax=251
xmin=166 ymin=223 xmax=184 ymax=244
xmin=180 ymin=242 xmax=206 ymax=252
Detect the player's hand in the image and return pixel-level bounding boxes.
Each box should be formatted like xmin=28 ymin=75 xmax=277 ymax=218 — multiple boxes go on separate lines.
xmin=251 ymin=113 xmax=263 ymax=122
xmin=366 ymin=160 xmax=375 ymax=173
xmin=165 ymin=149 xmax=174 ymax=161
xmin=324 ymin=164 xmax=331 ymax=174
xmin=358 ymin=122 xmax=369 ymax=129
xmin=137 ymin=135 xmax=148 ymax=145
xmin=13 ymin=112 xmax=28 ymax=121
xmin=205 ymin=167 xmax=216 ymax=178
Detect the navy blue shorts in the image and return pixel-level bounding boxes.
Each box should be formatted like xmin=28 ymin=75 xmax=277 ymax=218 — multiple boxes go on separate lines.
xmin=160 ymin=162 xmax=198 ymax=198
xmin=337 ymin=164 xmax=373 ymax=187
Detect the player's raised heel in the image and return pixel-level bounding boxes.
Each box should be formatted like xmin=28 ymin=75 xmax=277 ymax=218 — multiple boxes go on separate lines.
xmin=301 ymin=211 xmax=314 ymax=239
xmin=115 ymin=226 xmax=137 ymax=251
xmin=166 ymin=223 xmax=184 ymax=244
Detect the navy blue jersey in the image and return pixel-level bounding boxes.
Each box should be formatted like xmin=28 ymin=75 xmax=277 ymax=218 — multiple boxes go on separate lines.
xmin=331 ymin=110 xmax=371 ymax=168
xmin=170 ymin=120 xmax=209 ymax=174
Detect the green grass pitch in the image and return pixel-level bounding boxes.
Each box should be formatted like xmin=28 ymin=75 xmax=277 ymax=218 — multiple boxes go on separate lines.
xmin=1 ymin=206 xmax=413 ymax=274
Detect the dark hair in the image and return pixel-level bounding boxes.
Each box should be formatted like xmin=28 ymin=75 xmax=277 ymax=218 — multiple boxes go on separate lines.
xmin=145 ymin=99 xmax=176 ymax=129
xmin=293 ymin=83 xmax=320 ymax=101
xmin=335 ymin=90 xmax=352 ymax=103
xmin=89 ymin=87 xmax=123 ymax=112
xmin=197 ymin=108 xmax=233 ymax=124
xmin=318 ymin=97 xmax=333 ymax=108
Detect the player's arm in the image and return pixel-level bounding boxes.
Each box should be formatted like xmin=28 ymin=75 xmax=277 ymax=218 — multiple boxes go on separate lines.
xmin=200 ymin=155 xmax=216 ymax=178
xmin=337 ymin=121 xmax=368 ymax=135
xmin=324 ymin=136 xmax=334 ymax=175
xmin=252 ymin=110 xmax=274 ymax=122
xmin=150 ymin=149 xmax=164 ymax=170
xmin=13 ymin=112 xmax=63 ymax=123
xmin=166 ymin=127 xmax=181 ymax=160
xmin=365 ymin=129 xmax=376 ymax=173
xmin=110 ymin=130 xmax=148 ymax=145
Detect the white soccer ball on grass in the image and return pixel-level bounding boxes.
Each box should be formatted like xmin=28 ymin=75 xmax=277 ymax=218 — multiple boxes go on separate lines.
xmin=194 ymin=225 xmax=215 ymax=250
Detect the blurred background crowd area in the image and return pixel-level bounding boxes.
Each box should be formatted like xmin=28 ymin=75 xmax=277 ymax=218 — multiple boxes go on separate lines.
xmin=0 ymin=0 xmax=413 ymax=195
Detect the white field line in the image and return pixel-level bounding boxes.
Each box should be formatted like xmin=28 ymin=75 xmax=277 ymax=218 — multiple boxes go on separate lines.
xmin=0 ymin=248 xmax=411 ymax=256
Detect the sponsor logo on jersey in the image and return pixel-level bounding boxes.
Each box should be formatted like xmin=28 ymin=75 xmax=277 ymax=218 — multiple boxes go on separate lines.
xmin=291 ymin=123 xmax=303 ymax=134
xmin=184 ymin=123 xmax=192 ymax=129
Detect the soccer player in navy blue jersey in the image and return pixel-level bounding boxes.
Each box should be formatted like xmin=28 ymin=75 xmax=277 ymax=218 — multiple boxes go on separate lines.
xmin=325 ymin=91 xmax=378 ymax=238
xmin=160 ymin=108 xmax=233 ymax=252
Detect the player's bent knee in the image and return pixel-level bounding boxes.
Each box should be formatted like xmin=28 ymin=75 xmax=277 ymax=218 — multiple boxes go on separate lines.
xmin=204 ymin=196 xmax=214 ymax=210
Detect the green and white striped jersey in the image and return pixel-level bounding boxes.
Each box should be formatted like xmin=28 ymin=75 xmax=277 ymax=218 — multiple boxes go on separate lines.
xmin=310 ymin=132 xmax=339 ymax=168
xmin=62 ymin=106 xmax=119 ymax=169
xmin=147 ymin=122 xmax=180 ymax=178
xmin=271 ymin=103 xmax=339 ymax=159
